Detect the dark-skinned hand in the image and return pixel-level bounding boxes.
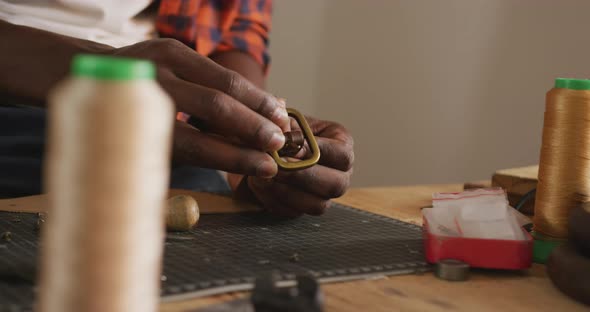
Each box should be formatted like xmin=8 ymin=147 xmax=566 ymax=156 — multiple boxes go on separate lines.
xmin=115 ymin=40 xmax=354 ymax=216
xmin=229 ymin=115 xmax=354 ymax=217
xmin=0 ymin=21 xmax=353 ymax=209
xmin=113 ymin=38 xmax=290 ymax=178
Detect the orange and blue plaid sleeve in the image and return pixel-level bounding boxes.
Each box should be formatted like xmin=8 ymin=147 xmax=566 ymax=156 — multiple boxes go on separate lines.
xmin=215 ymin=0 xmax=272 ymax=71
xmin=156 ymin=0 xmax=272 ymax=71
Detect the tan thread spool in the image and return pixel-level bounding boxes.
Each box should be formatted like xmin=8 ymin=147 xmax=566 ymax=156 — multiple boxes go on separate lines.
xmin=38 ymin=55 xmax=174 ymax=312
xmin=534 ymin=78 xmax=590 ymax=238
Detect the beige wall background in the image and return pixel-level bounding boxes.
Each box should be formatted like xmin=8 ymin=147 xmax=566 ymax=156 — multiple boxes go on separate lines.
xmin=267 ymin=0 xmax=590 ymax=187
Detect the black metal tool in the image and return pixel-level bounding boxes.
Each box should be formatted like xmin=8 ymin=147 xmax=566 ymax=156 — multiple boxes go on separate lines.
xmin=196 ymin=273 xmax=323 ymax=312
xmin=252 ymin=273 xmax=323 ymax=312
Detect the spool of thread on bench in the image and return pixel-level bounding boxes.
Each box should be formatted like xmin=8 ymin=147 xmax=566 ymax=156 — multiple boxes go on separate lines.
xmin=38 ymin=55 xmax=174 ymax=312
xmin=535 ymin=78 xmax=590 ymax=239
xmin=533 ymin=78 xmax=590 ymax=262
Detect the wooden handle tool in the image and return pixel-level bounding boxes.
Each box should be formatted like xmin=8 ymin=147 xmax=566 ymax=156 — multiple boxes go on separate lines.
xmin=166 ymin=195 xmax=199 ymax=231
xmin=0 ymin=189 xmax=261 ymax=215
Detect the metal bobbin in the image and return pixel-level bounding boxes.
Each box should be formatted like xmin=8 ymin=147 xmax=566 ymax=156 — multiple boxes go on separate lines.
xmin=434 ymin=259 xmax=470 ymax=282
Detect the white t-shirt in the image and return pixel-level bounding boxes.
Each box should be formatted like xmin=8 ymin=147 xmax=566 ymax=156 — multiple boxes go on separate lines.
xmin=0 ymin=0 xmax=156 ymax=47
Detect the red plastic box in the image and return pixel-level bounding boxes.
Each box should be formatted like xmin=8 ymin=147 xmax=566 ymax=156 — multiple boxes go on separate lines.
xmin=423 ymin=214 xmax=533 ymax=270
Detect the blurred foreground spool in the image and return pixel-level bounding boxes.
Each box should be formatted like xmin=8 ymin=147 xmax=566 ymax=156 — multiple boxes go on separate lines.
xmin=534 ymin=78 xmax=590 ymax=239
xmin=38 ymin=55 xmax=174 ymax=312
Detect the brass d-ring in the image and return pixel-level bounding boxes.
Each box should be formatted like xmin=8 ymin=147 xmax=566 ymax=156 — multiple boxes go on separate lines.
xmin=271 ymin=108 xmax=320 ymax=170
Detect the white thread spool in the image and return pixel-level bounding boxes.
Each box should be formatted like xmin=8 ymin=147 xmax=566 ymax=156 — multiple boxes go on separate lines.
xmin=38 ymin=55 xmax=173 ymax=312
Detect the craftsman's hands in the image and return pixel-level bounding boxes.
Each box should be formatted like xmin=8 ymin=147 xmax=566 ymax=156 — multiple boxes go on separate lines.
xmin=114 ymin=38 xmax=355 ymax=216
xmin=231 ymin=117 xmax=354 ymax=216
xmin=113 ymin=39 xmax=289 ymax=177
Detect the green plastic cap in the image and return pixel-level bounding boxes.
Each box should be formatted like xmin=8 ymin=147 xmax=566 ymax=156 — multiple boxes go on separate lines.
xmin=554 ymin=78 xmax=590 ymax=90
xmin=72 ymin=54 xmax=155 ymax=80
xmin=532 ymin=231 xmax=566 ymax=264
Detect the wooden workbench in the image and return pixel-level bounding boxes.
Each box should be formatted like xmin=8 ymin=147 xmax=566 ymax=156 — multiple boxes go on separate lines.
xmin=161 ymin=184 xmax=588 ymax=312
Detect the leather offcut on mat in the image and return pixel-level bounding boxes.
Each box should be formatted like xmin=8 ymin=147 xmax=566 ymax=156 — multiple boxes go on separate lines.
xmin=0 ymin=201 xmax=429 ymax=311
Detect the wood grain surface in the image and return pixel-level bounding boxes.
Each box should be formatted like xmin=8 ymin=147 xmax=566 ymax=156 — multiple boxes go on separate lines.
xmin=0 ymin=189 xmax=260 ymax=214
xmin=492 ymin=165 xmax=539 ymax=214
xmin=161 ymin=184 xmax=588 ymax=312
xmin=1 ymin=184 xmax=584 ymax=311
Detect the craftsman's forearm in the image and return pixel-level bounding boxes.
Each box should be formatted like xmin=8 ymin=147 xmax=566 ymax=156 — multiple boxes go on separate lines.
xmin=0 ymin=20 xmax=113 ymax=107
xmin=210 ymin=51 xmax=266 ymax=89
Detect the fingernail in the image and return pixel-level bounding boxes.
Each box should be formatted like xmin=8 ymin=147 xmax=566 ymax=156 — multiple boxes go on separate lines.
xmin=277 ymin=98 xmax=287 ymax=107
xmin=256 ymin=161 xmax=278 ymax=178
xmin=268 ymin=131 xmax=285 ymax=150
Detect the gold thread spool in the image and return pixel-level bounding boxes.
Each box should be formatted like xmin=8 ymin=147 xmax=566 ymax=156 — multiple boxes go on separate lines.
xmin=38 ymin=56 xmax=173 ymax=311
xmin=534 ymin=78 xmax=590 ymax=238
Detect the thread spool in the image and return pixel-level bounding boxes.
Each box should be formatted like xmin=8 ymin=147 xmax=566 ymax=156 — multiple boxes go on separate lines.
xmin=534 ymin=78 xmax=590 ymax=240
xmin=38 ymin=55 xmax=174 ymax=312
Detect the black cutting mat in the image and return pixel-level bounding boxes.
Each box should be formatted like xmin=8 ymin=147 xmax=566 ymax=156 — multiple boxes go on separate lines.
xmin=0 ymin=202 xmax=428 ymax=311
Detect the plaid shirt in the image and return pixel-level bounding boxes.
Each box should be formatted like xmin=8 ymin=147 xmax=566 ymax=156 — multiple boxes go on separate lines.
xmin=157 ymin=0 xmax=272 ymax=70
